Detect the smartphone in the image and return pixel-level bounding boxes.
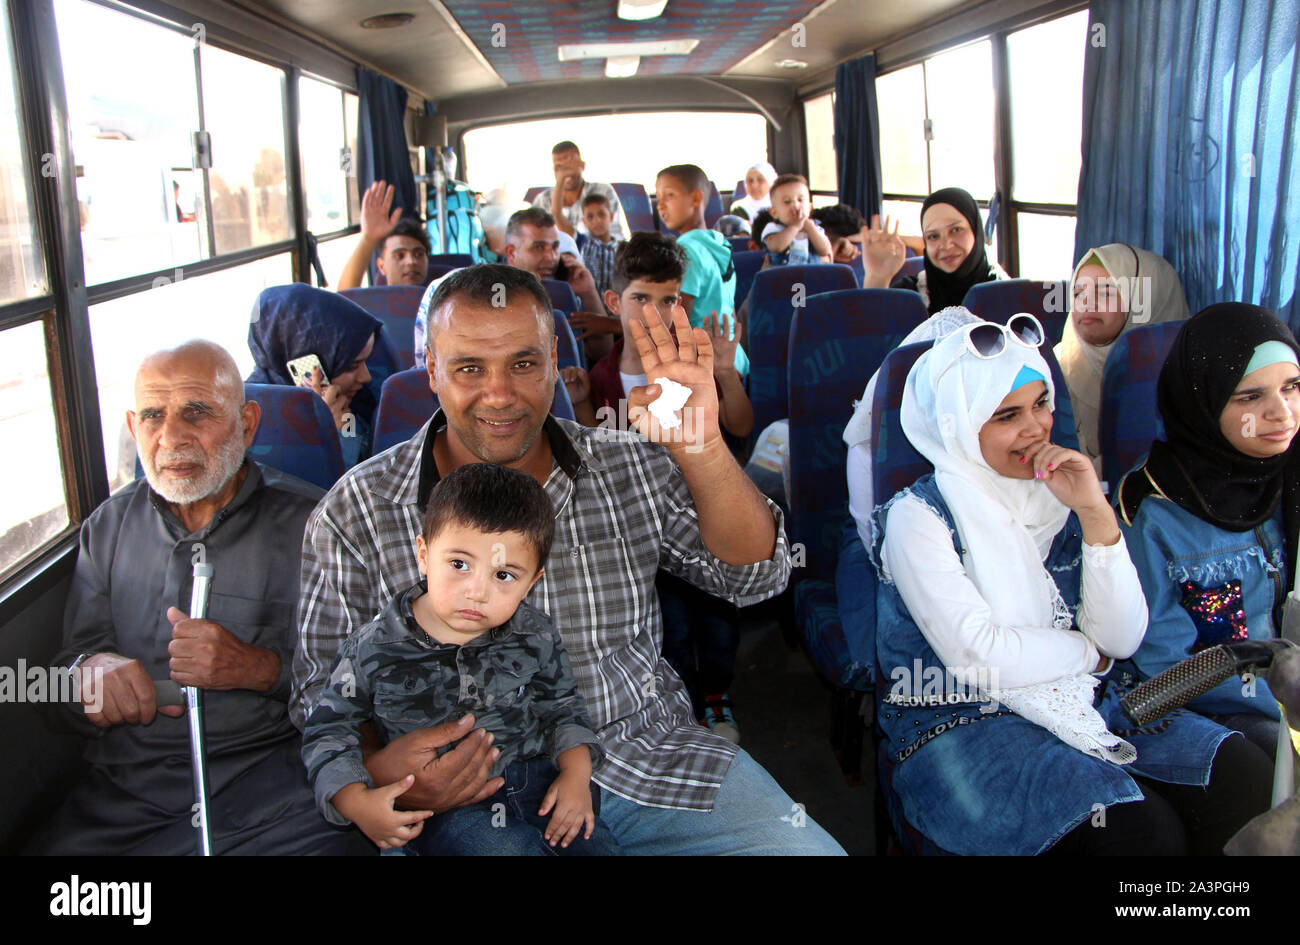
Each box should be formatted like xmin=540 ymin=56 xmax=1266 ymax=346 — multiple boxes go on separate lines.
xmin=553 ymin=257 xmax=569 ymax=282
xmin=286 ymin=354 xmax=328 ymax=389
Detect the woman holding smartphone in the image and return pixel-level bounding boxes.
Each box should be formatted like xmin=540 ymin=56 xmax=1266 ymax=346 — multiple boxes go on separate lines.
xmin=248 ymin=284 xmax=384 ymax=467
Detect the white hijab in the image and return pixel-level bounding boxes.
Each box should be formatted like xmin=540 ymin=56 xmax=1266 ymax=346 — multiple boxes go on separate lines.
xmin=901 ymin=328 xmax=1136 ymax=764
xmin=1054 ymin=244 xmax=1190 ymax=469
xmin=902 ymin=326 xmax=1070 ymax=629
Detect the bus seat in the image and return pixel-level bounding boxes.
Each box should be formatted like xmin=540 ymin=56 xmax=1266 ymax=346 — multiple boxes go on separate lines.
xmin=524 ymin=186 xmax=546 ymax=204
xmin=787 ymin=291 xmax=919 ymax=686
xmin=341 ymin=285 xmax=427 ymax=369
xmin=870 ymin=342 xmax=934 ymax=507
xmin=732 ymin=249 xmax=764 ymax=311
xmin=732 ymin=179 xmax=745 ymax=203
xmin=612 ymin=182 xmax=655 ymax=233
xmin=727 ymin=236 xmax=751 ymax=254
xmin=962 ymin=279 xmax=1070 ymax=346
xmin=372 ymin=368 xmax=576 ymax=455
xmin=747 ymin=263 xmax=857 ymax=452
xmin=429 ymin=253 xmax=474 ymax=268
xmin=1099 ymin=321 xmax=1181 ymax=491
xmin=890 ymin=256 xmax=925 ymax=288
xmin=244 ymin=383 xmax=346 ymax=490
xmin=705 ymin=182 xmax=724 ymax=227
xmin=848 ymin=253 xmax=865 ymax=286
xmin=542 ymin=278 xmax=581 ymax=315
xmin=427 ymin=263 xmax=459 ymax=281
xmin=553 ymin=309 xmax=584 ymax=370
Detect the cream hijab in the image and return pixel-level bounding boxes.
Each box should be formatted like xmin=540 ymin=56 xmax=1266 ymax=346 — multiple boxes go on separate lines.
xmin=1054 ymin=244 xmax=1190 ymax=470
xmin=900 ymin=326 xmax=1070 ymax=630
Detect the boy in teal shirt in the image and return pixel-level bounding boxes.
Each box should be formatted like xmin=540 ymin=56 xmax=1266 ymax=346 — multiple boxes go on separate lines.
xmin=655 ymin=163 xmax=749 ymax=377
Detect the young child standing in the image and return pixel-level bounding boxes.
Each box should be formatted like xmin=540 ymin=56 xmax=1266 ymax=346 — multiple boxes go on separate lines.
xmin=579 ymin=192 xmax=621 ymax=300
xmin=762 ymin=173 xmax=832 ymax=266
xmin=655 ymin=163 xmax=749 ymax=379
xmin=301 ymin=463 xmax=620 ymax=856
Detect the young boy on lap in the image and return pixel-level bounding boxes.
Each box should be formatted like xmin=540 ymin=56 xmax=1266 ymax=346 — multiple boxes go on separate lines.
xmin=301 ymin=463 xmax=619 ymax=855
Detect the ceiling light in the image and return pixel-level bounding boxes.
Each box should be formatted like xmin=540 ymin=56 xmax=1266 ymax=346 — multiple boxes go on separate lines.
xmin=775 ymin=59 xmax=808 ymax=69
xmin=617 ymin=0 xmax=668 ymax=20
xmin=605 ymin=56 xmax=641 ymax=78
xmin=558 ymin=39 xmax=698 ymax=61
xmin=360 ymin=13 xmax=414 ymax=29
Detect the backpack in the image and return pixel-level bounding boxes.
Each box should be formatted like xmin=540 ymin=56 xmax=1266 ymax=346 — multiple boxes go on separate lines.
xmin=425 ymin=180 xmax=486 ymax=261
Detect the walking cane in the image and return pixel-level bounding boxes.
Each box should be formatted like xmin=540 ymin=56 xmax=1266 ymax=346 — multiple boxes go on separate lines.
xmin=186 ymin=562 xmax=215 ymax=855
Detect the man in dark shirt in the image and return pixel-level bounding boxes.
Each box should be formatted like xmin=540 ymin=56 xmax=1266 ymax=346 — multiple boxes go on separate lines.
xmin=33 ymin=340 xmax=368 ymax=855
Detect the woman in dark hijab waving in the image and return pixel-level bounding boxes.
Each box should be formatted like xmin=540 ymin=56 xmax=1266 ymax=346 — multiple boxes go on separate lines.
xmin=1118 ymin=303 xmax=1300 ymax=757
xmin=248 ymin=284 xmax=385 ymax=467
xmin=860 ymin=187 xmax=1008 ymax=314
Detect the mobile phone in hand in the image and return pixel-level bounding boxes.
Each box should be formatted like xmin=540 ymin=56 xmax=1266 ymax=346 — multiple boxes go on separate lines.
xmin=286 ymin=354 xmax=329 ymax=388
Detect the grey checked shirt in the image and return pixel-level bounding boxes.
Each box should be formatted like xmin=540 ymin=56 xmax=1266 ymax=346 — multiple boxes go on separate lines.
xmin=292 ymin=412 xmax=791 ymax=810
xmin=581 ymin=238 xmax=620 ymax=299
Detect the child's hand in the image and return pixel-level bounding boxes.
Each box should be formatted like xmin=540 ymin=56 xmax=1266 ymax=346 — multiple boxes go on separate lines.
xmin=333 ymin=775 xmax=434 ymax=850
xmin=538 ymin=769 xmax=594 ymax=849
xmin=706 ymin=311 xmax=742 ymax=376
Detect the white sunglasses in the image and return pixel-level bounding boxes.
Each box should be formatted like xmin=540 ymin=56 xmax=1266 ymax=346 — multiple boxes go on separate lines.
xmin=936 ymin=313 xmax=1045 ymax=382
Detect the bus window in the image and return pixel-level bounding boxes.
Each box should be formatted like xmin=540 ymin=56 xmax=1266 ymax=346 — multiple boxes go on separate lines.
xmin=462 ymin=111 xmax=767 ymax=207
xmin=55 ymin=0 xmax=204 ymax=287
xmin=298 ymin=75 xmax=357 ymax=236
xmin=877 ymin=64 xmax=928 ymax=198
xmin=201 ymin=44 xmax=290 ymax=255
xmin=1008 ymin=10 xmax=1089 ymax=278
xmin=803 ymin=91 xmax=836 ymax=200
xmin=924 ymin=40 xmax=995 ymax=199
xmin=0 ymin=322 xmax=69 ymax=580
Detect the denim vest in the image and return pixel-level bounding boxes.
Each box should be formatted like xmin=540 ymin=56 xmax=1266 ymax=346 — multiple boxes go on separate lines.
xmin=870 ymin=474 xmax=1231 ymax=854
xmin=1119 ymin=469 xmax=1284 ymax=721
xmin=872 ymin=475 xmax=1084 ymax=763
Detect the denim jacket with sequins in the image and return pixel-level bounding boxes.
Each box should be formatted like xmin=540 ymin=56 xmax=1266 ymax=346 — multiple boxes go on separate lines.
xmin=1118 ymin=469 xmax=1283 ymax=720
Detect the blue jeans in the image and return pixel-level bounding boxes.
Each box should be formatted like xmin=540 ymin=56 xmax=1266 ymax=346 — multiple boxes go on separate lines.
xmin=413 ymin=756 xmax=622 ymax=856
xmin=598 ymin=748 xmax=846 ymax=855
xmin=657 ymin=571 xmax=740 ymax=716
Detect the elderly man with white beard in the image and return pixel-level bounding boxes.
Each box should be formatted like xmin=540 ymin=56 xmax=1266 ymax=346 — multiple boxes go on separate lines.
xmin=30 ymin=340 xmax=371 ymax=855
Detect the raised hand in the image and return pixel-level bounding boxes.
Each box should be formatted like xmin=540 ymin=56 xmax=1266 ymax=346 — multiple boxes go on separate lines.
xmin=860 ymin=214 xmax=906 ymax=286
xmin=359 ymin=180 xmax=401 ymax=244
xmin=706 ymin=311 xmax=742 ymax=377
xmin=625 ymin=303 xmax=721 ymax=453
xmin=567 ymin=311 xmax=621 ymax=341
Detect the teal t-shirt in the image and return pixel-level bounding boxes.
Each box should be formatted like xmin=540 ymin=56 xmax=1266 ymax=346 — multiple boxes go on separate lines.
xmin=677 ymin=228 xmax=748 ymax=377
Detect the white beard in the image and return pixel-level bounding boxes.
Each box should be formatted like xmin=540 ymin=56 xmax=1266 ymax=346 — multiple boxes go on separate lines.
xmin=141 ymin=431 xmax=247 ymax=505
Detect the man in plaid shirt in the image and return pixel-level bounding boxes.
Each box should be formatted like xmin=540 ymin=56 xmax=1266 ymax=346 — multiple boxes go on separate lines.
xmin=291 ymin=264 xmax=843 ymax=854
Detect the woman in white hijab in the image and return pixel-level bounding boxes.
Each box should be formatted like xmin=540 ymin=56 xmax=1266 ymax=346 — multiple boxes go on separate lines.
xmin=730 ymin=161 xmax=776 ymax=222
xmin=1055 ymin=244 xmax=1190 ymax=473
xmin=870 ymin=316 xmax=1254 ymax=855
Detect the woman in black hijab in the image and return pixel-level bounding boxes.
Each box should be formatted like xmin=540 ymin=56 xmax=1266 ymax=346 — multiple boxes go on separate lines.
xmin=1117 ymin=302 xmax=1300 ymax=757
xmin=860 ymin=186 xmax=1007 ymax=314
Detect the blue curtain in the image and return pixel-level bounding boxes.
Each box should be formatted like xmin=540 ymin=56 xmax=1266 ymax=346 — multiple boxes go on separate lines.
xmin=834 ymin=54 xmax=883 ymax=218
xmin=355 ymin=67 xmax=418 ymax=219
xmin=1075 ymin=0 xmax=1300 ymax=331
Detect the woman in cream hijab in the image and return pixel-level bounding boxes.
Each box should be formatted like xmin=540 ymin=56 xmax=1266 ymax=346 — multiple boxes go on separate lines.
xmin=1055 ymin=244 xmax=1190 ymax=472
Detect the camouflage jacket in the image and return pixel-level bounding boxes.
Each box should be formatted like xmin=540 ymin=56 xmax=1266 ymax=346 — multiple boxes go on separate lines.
xmin=302 ymin=582 xmax=602 ymax=825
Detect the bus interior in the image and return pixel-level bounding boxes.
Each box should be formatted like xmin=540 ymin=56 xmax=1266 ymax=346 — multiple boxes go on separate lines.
xmin=1 ymin=0 xmax=1297 ymax=860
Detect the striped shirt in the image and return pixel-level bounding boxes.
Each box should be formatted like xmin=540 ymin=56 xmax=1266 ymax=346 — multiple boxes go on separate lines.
xmin=291 ymin=412 xmax=791 ymax=810
xmin=581 ymin=237 xmax=620 ymax=299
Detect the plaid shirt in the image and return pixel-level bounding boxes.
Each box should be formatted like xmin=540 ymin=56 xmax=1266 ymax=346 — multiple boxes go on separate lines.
xmin=581 ymin=238 xmax=620 ymax=299
xmin=292 ymin=412 xmax=791 ymax=810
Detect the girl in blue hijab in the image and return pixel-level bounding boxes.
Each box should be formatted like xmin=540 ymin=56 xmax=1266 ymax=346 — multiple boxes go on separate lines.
xmin=248 ymin=284 xmax=384 ymax=466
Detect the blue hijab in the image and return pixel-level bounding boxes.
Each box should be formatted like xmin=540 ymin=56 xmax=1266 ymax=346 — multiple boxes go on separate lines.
xmin=247 ymin=284 xmax=383 ymax=424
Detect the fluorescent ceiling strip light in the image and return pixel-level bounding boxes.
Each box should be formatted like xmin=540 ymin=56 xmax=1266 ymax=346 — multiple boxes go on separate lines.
xmin=558 ymin=38 xmax=698 ymax=61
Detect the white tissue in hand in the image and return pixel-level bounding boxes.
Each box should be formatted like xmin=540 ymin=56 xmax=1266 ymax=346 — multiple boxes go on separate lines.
xmin=647 ymin=377 xmax=692 ymax=429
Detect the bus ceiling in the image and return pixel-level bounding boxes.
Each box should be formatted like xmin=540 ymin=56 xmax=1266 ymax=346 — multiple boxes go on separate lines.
xmin=179 ymin=0 xmax=1079 ymax=108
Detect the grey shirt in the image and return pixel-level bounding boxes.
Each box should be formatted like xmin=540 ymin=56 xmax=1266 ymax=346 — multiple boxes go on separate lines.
xmin=56 ymin=462 xmax=323 ymax=795
xmin=302 ymin=585 xmax=601 ymax=825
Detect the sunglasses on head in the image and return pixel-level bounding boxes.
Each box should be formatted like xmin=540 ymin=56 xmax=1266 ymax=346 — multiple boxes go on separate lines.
xmin=935 ymin=313 xmax=1046 ymax=383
